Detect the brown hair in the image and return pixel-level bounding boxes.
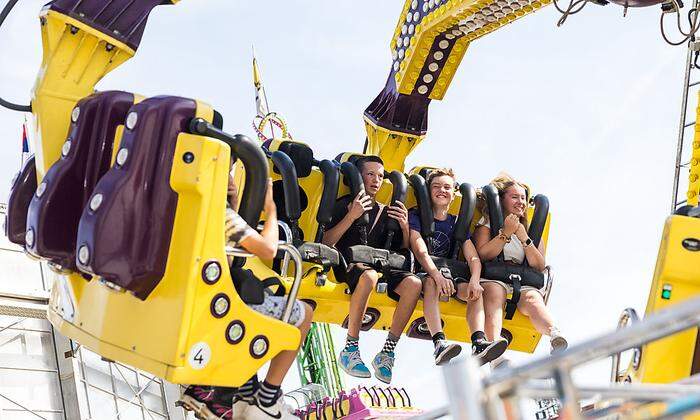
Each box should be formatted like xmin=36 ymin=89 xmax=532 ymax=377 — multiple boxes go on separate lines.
xmin=427 ymin=168 xmax=456 ymax=187
xmin=477 ymin=172 xmax=530 ymax=228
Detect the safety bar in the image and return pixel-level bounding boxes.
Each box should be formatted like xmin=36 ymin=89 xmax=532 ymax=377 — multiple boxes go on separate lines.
xmin=408 ymin=174 xmax=434 ymax=253
xmin=610 ymin=307 xmax=641 ymax=382
xmin=225 ymin=241 xmax=303 ymax=324
xmin=452 ymin=183 xmax=476 ymax=259
xmin=425 ymin=295 xmax=700 ymax=420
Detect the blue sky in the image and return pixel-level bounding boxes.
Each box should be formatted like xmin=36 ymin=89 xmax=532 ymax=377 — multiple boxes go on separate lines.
xmin=0 ymin=0 xmax=690 ymax=415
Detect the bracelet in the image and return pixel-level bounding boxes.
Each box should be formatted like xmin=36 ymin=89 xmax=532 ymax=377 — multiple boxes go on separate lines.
xmin=497 ymin=228 xmax=511 ymax=243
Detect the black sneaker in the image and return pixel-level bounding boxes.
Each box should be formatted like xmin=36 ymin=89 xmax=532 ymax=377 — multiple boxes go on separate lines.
xmin=472 ymin=337 xmax=509 ymax=365
xmin=433 ymin=341 xmax=462 ymax=366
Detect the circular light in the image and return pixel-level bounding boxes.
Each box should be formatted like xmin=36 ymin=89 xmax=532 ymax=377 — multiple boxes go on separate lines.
xmin=423 ymin=2 xmax=429 ymax=11
xmin=78 ymin=245 xmax=90 ymax=265
xmin=251 ymin=336 xmax=269 ymax=358
xmin=71 ymin=107 xmax=80 ymax=123
xmin=474 ymin=12 xmax=484 ymax=19
xmin=409 ymin=24 xmax=415 ymax=34
xmin=413 ymin=11 xmax=420 ymax=21
xmin=429 ymin=0 xmax=435 ymax=8
xmin=511 ymin=3 xmax=522 ymax=9
xmin=490 ymin=3 xmax=501 ymax=11
xmin=226 ymin=321 xmax=245 ymax=344
xmin=89 ymin=194 xmax=103 ymax=211
xmin=423 ymin=74 xmax=434 ymax=83
xmin=434 ymin=51 xmax=444 ymax=60
xmin=401 ymin=24 xmax=407 ymax=35
xmin=61 ymin=140 xmax=72 ymax=157
xmin=495 ymin=11 xmax=505 ymax=18
xmin=498 ymin=0 xmax=509 ymax=5
xmin=392 ymin=49 xmax=398 ymax=60
xmin=460 ymin=25 xmax=469 ymax=32
xmin=404 ymin=37 xmax=411 ymax=47
xmin=212 ymin=295 xmax=230 ymax=317
xmin=202 ymin=261 xmax=221 ymax=284
xmin=25 ymin=228 xmax=34 ymax=247
xmin=182 ymin=152 xmax=195 ymax=164
xmin=36 ymin=182 xmax=46 ymax=198
xmin=406 ymin=11 xmax=413 ymax=22
xmin=438 ymin=40 xmax=449 ymax=49
xmin=428 ymin=62 xmax=439 ymax=72
xmin=126 ymin=112 xmax=138 ymax=130
xmin=446 ymin=33 xmax=455 ymax=40
xmin=116 ymin=148 xmax=129 ymax=166
xmin=483 ymin=8 xmax=493 ymax=15
xmin=398 ymin=49 xmax=405 ymax=59
xmin=452 ymin=29 xmax=462 ymax=36
xmin=411 ymin=0 xmax=418 ymax=9
xmin=393 ymin=62 xmax=400 ymax=71
xmin=417 ymin=85 xmax=429 ymax=94
xmin=486 ymin=15 xmax=497 ymax=21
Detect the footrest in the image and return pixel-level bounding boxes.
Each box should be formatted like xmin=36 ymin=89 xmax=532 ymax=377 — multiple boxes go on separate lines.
xmin=347 ymin=245 xmax=405 ymax=270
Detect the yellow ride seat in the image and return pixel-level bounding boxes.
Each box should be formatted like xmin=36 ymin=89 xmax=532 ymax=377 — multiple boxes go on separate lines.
xmin=45 ymin=96 xmax=300 ymax=386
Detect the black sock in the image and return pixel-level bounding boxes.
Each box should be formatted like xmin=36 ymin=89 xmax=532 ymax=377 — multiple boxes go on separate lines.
xmin=381 ymin=333 xmax=400 ymax=353
xmin=257 ymin=381 xmax=281 ymax=407
xmin=344 ymin=334 xmax=359 ymax=351
xmin=431 ymin=332 xmax=446 ymax=347
xmin=237 ymin=375 xmax=258 ymax=398
xmin=471 ymin=331 xmax=487 ymax=344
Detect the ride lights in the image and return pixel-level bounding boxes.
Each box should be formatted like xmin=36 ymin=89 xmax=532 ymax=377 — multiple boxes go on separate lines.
xmin=61 ymin=140 xmax=72 ymax=157
xmin=116 ymin=148 xmax=129 ymax=166
xmin=89 ymin=194 xmax=103 ymax=212
xmin=202 ymin=261 xmax=221 ymax=284
xmin=210 ymin=293 xmax=230 ymax=318
xmin=25 ymin=228 xmax=34 ymax=247
xmin=250 ymin=336 xmax=269 ymax=358
xmin=71 ymin=106 xmax=80 ymax=123
xmin=78 ymin=245 xmax=90 ymax=265
xmin=226 ymin=321 xmax=245 ymax=344
xmin=36 ymin=182 xmax=46 ymax=198
xmin=125 ymin=111 xmax=138 ymax=130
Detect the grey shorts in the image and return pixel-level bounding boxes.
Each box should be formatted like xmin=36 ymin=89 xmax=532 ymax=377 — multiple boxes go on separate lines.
xmin=247 ymin=293 xmax=306 ymax=328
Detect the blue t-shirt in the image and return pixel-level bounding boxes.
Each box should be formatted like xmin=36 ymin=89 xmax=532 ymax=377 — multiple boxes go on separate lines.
xmin=408 ymin=209 xmax=463 ymax=258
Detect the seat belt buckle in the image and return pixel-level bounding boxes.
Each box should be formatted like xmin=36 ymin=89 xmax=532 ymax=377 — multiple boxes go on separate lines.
xmin=376 ymin=281 xmax=388 ymax=294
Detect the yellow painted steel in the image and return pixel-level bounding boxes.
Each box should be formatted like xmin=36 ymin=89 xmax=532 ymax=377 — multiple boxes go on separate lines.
xmin=48 ymin=103 xmax=300 ymax=386
xmin=32 ymin=10 xmax=136 ymax=180
xmin=364 ymin=119 xmax=425 ymax=173
xmin=688 ymin=91 xmax=700 ymax=206
xmin=631 ymin=215 xmax=700 ymax=383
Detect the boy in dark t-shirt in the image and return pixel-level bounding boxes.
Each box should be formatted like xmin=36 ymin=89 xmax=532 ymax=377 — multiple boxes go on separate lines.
xmin=323 ymin=156 xmax=421 ymax=384
xmin=408 ymin=168 xmax=509 ymax=366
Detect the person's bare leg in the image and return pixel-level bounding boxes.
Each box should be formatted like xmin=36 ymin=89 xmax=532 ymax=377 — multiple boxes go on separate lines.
xmin=264 ymin=302 xmax=313 ymax=385
xmin=422 ymin=276 xmax=443 ymax=336
xmin=517 ymin=290 xmax=556 ymax=335
xmin=346 ymin=270 xmax=379 ymax=338
xmin=483 ymin=282 xmax=506 ymax=342
xmin=389 ymin=276 xmax=422 ymax=337
xmin=466 ymin=296 xmax=485 ymax=335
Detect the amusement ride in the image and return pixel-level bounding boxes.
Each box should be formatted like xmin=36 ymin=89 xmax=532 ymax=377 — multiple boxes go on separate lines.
xmin=1 ymin=0 xmax=700 ymax=418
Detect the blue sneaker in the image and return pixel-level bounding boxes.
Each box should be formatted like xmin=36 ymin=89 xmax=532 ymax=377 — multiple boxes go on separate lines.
xmin=372 ymin=351 xmax=395 ymax=384
xmin=339 ymin=346 xmax=371 ymax=378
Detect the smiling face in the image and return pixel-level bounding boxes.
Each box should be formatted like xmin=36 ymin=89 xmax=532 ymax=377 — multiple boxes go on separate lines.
xmin=360 ymin=161 xmax=384 ymax=197
xmin=501 ymin=184 xmax=527 ymax=218
xmin=429 ymin=174 xmax=455 ymax=208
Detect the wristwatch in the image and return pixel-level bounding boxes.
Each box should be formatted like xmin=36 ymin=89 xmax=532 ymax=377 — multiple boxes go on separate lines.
xmin=523 ymin=237 xmax=533 ymax=248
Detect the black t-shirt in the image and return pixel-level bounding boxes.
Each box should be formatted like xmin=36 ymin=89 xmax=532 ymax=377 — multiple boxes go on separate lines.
xmin=327 ymin=195 xmax=406 ymax=262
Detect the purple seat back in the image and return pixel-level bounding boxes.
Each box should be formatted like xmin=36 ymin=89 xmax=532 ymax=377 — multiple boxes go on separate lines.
xmin=76 ymin=96 xmax=198 ymax=299
xmin=5 ymin=156 xmax=37 ymax=246
xmin=25 ymin=91 xmax=134 ymax=270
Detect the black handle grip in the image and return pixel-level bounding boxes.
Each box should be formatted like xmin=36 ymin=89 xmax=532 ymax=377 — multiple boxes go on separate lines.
xmin=316 ymin=160 xmax=339 ymax=242
xmin=451 ymin=183 xmax=476 ymax=258
xmin=340 ymin=161 xmax=368 ymax=244
xmin=189 ymin=118 xmax=267 ymax=227
xmin=408 ymin=173 xmax=434 ymax=253
xmin=528 ymin=194 xmax=549 ymax=248
xmin=270 ymin=151 xmax=301 ymax=222
xmin=385 ymin=170 xmax=408 ymax=233
xmin=482 ymin=184 xmax=504 ymax=239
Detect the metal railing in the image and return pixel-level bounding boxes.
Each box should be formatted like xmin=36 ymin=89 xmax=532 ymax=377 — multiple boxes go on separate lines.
xmin=418 ymin=296 xmax=700 ymax=420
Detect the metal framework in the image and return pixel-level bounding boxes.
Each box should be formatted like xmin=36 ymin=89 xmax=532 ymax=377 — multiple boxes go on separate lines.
xmin=416 ymin=296 xmax=700 ymax=419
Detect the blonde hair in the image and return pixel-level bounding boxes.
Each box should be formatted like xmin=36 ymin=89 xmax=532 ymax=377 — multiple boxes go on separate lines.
xmin=427 ymin=168 xmax=456 ymax=187
xmin=477 ymin=172 xmax=530 ymax=227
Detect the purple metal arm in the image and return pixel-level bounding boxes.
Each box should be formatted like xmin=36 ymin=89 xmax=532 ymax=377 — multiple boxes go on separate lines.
xmin=47 ymin=0 xmax=175 ymax=51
